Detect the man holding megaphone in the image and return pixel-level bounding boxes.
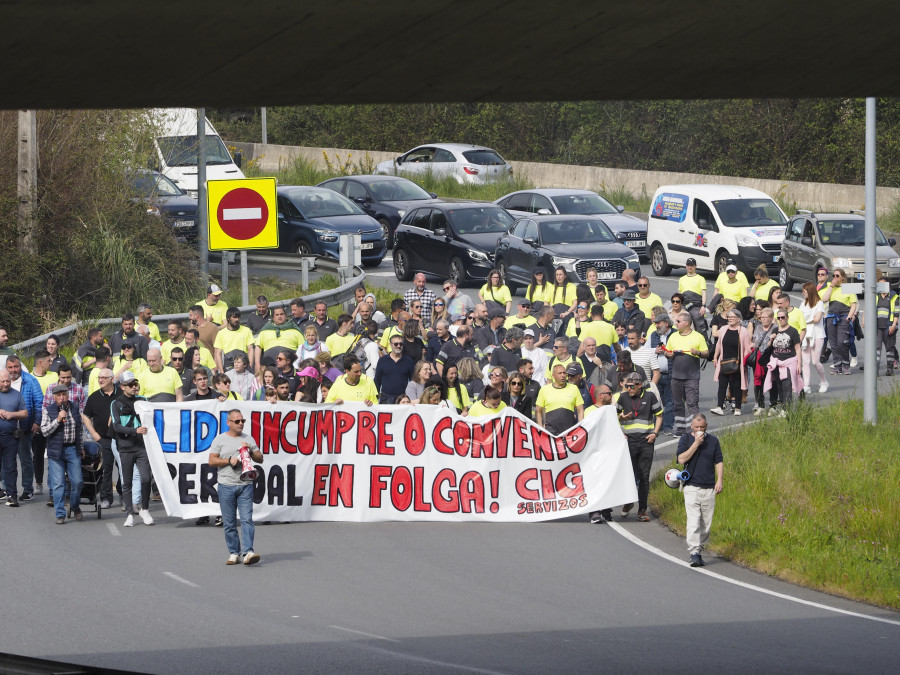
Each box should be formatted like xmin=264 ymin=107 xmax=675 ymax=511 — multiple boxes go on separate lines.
xmin=209 ymin=410 xmax=264 ymax=566
xmin=676 ymin=413 xmax=724 ymax=568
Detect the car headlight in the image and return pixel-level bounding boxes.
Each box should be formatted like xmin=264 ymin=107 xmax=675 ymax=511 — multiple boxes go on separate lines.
xmin=889 ymin=257 xmax=900 ymax=268
xmin=626 ymin=253 xmax=640 ymax=263
xmin=313 ymin=228 xmax=339 ymax=243
xmin=467 ymin=249 xmax=489 ymax=262
xmin=397 ymin=210 xmax=406 ymax=218
xmin=832 ymin=257 xmax=851 ymax=270
xmin=551 ymin=256 xmax=577 ymax=268
xmin=146 ymin=205 xmax=161 ymax=217
xmin=735 ymin=233 xmax=761 ymax=247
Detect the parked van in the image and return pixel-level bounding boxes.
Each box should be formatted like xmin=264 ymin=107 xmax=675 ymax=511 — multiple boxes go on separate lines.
xmin=149 ymin=108 xmax=244 ymax=198
xmin=647 ymin=184 xmax=788 ymax=276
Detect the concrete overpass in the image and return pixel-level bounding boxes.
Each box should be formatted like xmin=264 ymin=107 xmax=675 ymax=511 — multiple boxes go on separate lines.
xmin=3 ymin=0 xmax=900 ymax=109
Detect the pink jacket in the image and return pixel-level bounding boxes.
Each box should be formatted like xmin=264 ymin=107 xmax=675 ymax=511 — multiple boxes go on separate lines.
xmin=764 ymin=355 xmax=804 ymax=394
xmin=713 ymin=325 xmax=752 ymax=389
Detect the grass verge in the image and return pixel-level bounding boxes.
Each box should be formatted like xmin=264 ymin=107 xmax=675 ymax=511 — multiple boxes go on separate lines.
xmin=649 ymin=390 xmax=900 ymax=610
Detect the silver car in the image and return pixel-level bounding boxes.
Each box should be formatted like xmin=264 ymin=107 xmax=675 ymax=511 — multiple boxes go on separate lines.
xmin=374 ymin=143 xmax=512 ymax=185
xmin=495 ymin=188 xmax=649 ymax=259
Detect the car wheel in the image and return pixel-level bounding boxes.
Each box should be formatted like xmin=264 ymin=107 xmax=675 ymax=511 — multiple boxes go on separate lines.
xmin=779 ymin=262 xmax=795 ymax=291
xmin=450 ymin=257 xmax=467 ymax=285
xmin=650 ymin=244 xmax=671 ymax=276
xmin=377 ymin=218 xmax=393 ymax=249
xmin=295 ymin=240 xmax=313 ymax=257
xmin=394 ymin=248 xmax=412 ymax=281
xmin=714 ymin=250 xmax=730 ymax=275
xmin=497 ymin=259 xmax=517 ymax=294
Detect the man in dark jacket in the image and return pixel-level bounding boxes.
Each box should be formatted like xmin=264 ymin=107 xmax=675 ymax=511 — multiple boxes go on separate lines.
xmin=110 ymin=370 xmax=154 ymax=528
xmin=40 ymin=384 xmax=85 ymax=523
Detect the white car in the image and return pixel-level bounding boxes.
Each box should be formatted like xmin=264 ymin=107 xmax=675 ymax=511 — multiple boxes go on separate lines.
xmin=375 ymin=143 xmax=512 ymax=185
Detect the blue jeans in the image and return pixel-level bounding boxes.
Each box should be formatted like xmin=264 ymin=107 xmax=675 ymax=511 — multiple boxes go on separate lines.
xmin=49 ymin=446 xmax=83 ymax=519
xmin=17 ymin=430 xmax=35 ymax=494
xmin=218 ymin=482 xmax=255 ymax=555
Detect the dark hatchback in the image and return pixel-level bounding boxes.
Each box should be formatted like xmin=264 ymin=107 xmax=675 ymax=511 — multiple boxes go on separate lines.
xmin=316 ymin=175 xmax=439 ymax=249
xmin=393 ymin=202 xmax=516 ymax=283
xmin=130 ymin=169 xmax=198 ymax=240
xmin=494 ymin=215 xmax=641 ymax=292
xmin=276 ymin=186 xmax=386 ymax=267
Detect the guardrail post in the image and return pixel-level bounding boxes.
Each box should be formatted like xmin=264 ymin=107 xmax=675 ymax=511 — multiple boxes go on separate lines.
xmin=301 ymin=257 xmax=310 ymax=291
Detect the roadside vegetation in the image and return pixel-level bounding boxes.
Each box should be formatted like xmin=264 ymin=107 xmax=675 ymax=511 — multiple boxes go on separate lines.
xmin=649 ymin=390 xmax=900 ymax=610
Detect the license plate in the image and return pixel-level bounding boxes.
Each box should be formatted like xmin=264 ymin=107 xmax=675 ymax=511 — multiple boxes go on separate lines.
xmin=625 ymin=240 xmax=645 ymax=248
xmin=857 ymin=273 xmax=865 ymax=280
xmin=174 ymin=220 xmax=193 ymax=229
xmin=597 ymin=272 xmax=617 ymax=280
xmin=361 ymin=242 xmax=374 ymax=250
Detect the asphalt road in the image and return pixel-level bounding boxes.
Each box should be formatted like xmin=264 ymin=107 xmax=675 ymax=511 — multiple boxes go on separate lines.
xmin=3 ymin=255 xmax=896 ymax=674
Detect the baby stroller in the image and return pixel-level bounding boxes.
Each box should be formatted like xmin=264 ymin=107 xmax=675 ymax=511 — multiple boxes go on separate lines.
xmin=72 ymin=451 xmax=103 ymax=519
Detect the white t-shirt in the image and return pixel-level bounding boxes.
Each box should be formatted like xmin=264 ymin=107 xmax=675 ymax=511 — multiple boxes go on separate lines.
xmin=801 ymin=301 xmax=826 ymax=340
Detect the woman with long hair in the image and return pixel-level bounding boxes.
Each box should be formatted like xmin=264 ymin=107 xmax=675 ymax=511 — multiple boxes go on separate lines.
xmin=213 ymin=373 xmax=242 ymax=400
xmin=800 ymin=282 xmax=828 ymax=393
xmin=456 ymin=356 xmax=485 ymax=401
xmin=525 ymin=266 xmax=551 ymax=304
xmin=430 ymin=298 xmax=449 ymax=329
xmin=468 ymin=385 xmax=507 ymax=417
xmin=442 ymin=365 xmax=470 ymax=414
xmin=294 ymin=366 xmax=321 ymax=403
xmin=750 ymin=264 xmax=780 ymax=302
xmin=252 ymin=366 xmax=279 ymax=400
xmin=296 ymin=324 xmax=325 ymax=364
xmin=405 ymin=360 xmax=434 ymax=404
xmin=763 ymin=305 xmax=804 ymax=414
xmin=710 ymin=308 xmax=751 ymax=416
xmin=479 ymin=268 xmax=513 ymax=314
xmin=506 ymin=373 xmax=534 ymax=420
xmin=402 ymin=319 xmax=426 ymax=364
xmin=550 ymin=265 xmax=578 ymax=318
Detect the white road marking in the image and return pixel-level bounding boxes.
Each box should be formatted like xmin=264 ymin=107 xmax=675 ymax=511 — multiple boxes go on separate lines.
xmin=223 ymin=208 xmax=261 ymax=220
xmin=607 ymin=522 xmax=900 ymax=627
xmin=106 ymin=522 xmax=121 ymax=537
xmin=329 ymin=625 xmax=399 ymax=643
xmin=163 ymin=572 xmax=200 ymax=588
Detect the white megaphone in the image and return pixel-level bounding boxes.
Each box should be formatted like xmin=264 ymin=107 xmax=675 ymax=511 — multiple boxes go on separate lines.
xmin=239 ymin=444 xmax=257 ymax=482
xmin=664 ymin=468 xmax=690 ymax=489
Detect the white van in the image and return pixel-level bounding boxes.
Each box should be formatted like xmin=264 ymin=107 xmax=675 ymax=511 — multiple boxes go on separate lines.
xmin=149 ymin=108 xmax=244 ymax=198
xmin=646 ymin=184 xmax=789 ymax=276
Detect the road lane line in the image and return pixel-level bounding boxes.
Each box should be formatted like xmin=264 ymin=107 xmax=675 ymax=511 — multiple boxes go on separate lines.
xmin=163 ymin=572 xmax=200 ymax=588
xmin=329 ymin=625 xmax=399 ymax=643
xmin=106 ymin=522 xmax=121 ymax=537
xmin=607 ymin=522 xmax=900 ymax=627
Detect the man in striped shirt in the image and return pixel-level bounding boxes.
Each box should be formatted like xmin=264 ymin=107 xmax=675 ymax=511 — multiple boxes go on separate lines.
xmin=624 ymin=328 xmax=659 ymax=389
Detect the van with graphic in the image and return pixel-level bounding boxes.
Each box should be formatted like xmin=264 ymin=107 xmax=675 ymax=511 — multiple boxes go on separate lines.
xmin=149 ymin=108 xmax=244 ymax=198
xmin=646 ymin=184 xmax=788 ymax=276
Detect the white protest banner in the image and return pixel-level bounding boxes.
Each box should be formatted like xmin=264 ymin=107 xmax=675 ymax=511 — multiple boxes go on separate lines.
xmin=135 ymin=401 xmax=637 ymax=522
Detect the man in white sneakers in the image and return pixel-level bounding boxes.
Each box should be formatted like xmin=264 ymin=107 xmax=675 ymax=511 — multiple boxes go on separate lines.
xmin=109 ymin=371 xmax=154 ymax=528
xmin=209 ymin=409 xmax=263 ymax=565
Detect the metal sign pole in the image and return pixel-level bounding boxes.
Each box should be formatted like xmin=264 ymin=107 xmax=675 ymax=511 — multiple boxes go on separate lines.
xmin=240 ymin=250 xmax=249 ymax=306
xmin=863 ymin=98 xmax=877 ymax=424
xmin=198 ymin=108 xmax=208 ymax=278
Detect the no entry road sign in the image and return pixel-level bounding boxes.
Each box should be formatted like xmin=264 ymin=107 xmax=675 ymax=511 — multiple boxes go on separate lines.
xmin=207 ymin=177 xmax=278 ymax=251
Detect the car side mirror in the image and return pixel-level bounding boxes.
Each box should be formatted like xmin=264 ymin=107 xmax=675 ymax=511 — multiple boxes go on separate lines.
xmin=523 ymin=237 xmax=536 ymax=247
xmin=396 ymin=157 xmax=403 ymax=164
xmin=434 ymin=228 xmax=446 ymax=236
xmin=277 ymin=212 xmax=284 ymax=220
xmin=233 ymin=150 xmax=242 ymax=168
xmin=889 ymin=237 xmax=897 ymax=247
xmin=353 ymin=197 xmax=367 ymax=204
xmin=429 ymin=192 xmax=437 ymax=198
xmin=616 ymin=205 xmax=625 ymax=213
xmin=536 ymin=208 xmax=551 ymax=215
xmin=801 ymin=237 xmax=813 ymax=246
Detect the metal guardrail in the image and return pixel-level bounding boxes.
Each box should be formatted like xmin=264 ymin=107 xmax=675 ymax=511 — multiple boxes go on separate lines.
xmin=11 ymin=261 xmax=366 ymax=358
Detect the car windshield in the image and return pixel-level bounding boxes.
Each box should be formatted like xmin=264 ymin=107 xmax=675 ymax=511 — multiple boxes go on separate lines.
xmin=712 ymin=198 xmax=787 ymax=227
xmin=461 ymin=150 xmax=507 ymax=166
xmin=551 ymin=193 xmax=618 ymax=215
xmin=817 ymin=219 xmax=888 ymax=246
xmin=539 ymin=219 xmax=616 ymax=244
xmin=285 ymin=188 xmax=365 ymax=218
xmin=367 ymin=180 xmax=431 ymax=202
xmin=131 ymin=172 xmax=182 ymax=197
xmin=448 ymin=207 xmax=515 ymax=235
xmin=156 ymin=134 xmax=234 ymax=166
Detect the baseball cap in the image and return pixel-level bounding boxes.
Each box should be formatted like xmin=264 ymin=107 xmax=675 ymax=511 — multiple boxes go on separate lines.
xmin=686 ymin=257 xmax=697 ymax=266
xmin=523 ymin=328 xmax=535 ymax=337
xmin=118 ymin=370 xmax=139 ymax=385
xmin=518 ymin=298 xmax=532 ymax=306
xmin=207 ymin=284 xmax=223 ymax=295
xmin=566 ymin=362 xmax=583 ymax=376
xmin=297 ymin=366 xmax=319 ymax=378
xmin=450 ymin=313 xmax=466 ymax=322
xmin=121 ymin=340 xmax=134 ymax=348
xmin=655 ymin=314 xmax=672 ymax=324
xmin=726 ymin=264 xmax=738 ymax=272
xmin=623 ymin=372 xmax=643 ymax=384
xmin=51 ymin=383 xmax=69 ymax=394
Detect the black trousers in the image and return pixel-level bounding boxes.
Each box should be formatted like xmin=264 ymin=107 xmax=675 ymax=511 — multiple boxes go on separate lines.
xmin=627 ymin=436 xmax=655 ymax=512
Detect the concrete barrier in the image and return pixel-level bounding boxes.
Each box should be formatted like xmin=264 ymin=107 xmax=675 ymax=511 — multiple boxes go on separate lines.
xmin=232 ymin=142 xmax=900 ymax=216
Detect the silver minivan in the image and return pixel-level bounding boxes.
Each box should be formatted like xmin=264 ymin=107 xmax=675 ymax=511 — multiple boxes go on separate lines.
xmin=779 ymin=211 xmax=900 ymax=290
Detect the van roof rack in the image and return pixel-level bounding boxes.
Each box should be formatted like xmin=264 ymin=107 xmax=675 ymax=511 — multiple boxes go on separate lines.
xmin=795 ymin=209 xmax=814 ymax=216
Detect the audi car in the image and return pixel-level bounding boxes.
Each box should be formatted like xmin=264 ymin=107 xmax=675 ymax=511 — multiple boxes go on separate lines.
xmin=496 ymin=188 xmax=648 ymax=259
xmin=276 ymin=186 xmax=386 ymax=267
xmin=494 ymin=215 xmax=640 ymax=292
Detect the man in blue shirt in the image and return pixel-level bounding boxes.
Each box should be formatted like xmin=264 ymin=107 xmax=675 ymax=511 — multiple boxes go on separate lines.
xmin=374 ymin=335 xmax=415 ymax=404
xmin=0 ymin=369 xmax=28 ymax=507
xmin=676 ymin=413 xmax=724 ymax=567
xmin=5 ymin=356 xmax=43 ymax=501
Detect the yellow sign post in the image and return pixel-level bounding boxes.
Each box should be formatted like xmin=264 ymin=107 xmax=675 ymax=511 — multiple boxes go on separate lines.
xmin=207 ymin=177 xmax=278 ymax=251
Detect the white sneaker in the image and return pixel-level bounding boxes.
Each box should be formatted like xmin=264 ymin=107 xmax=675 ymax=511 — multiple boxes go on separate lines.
xmin=819 ymin=382 xmax=829 ymax=393
xmin=35 ymin=484 xmax=43 ymax=495
xmin=778 ymin=409 xmax=787 ymax=418
xmin=850 ymin=357 xmax=858 ymax=368
xmin=710 ymin=406 xmax=724 ymax=415
xmin=243 ymin=551 xmax=261 ymax=566
xmin=139 ymin=509 xmax=154 ymax=526
xmin=733 ymin=408 xmax=742 ymax=416
xmin=99 ymin=499 xmax=111 ymax=509
xmin=754 ymin=408 xmax=764 ymax=416
xmin=803 ymin=386 xmax=811 ymax=394
xmin=226 ymin=554 xmax=241 ymax=565
xmin=124 ymin=514 xmax=134 ymax=527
